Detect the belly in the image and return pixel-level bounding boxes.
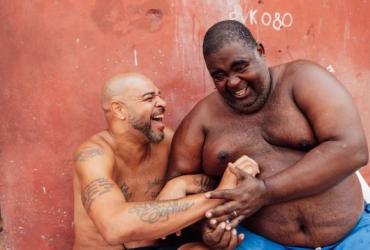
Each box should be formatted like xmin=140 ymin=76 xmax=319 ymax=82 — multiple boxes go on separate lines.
xmin=242 ymin=174 xmax=364 ymax=247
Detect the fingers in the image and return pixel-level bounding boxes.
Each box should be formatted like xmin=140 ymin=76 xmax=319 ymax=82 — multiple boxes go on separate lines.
xmin=206 ymin=201 xmax=239 ymax=218
xmin=232 ymin=155 xmax=260 ymax=177
xmin=206 ymin=218 xmax=218 ymax=230
xmin=216 ymin=225 xmax=232 ymax=248
xmin=234 ymin=155 xmax=257 ymax=166
xmin=228 ymin=164 xmax=249 ymax=180
xmin=203 ymin=221 xmax=228 ymax=245
xmin=205 ymin=189 xmax=236 ymax=200
xmin=225 ymin=229 xmax=239 ymax=250
xmin=237 ymin=233 xmax=245 ymax=245
xmin=229 ymin=215 xmax=246 ymax=228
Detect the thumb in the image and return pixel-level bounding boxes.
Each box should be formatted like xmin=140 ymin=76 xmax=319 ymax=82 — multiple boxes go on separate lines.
xmin=228 ymin=163 xmax=248 ymax=180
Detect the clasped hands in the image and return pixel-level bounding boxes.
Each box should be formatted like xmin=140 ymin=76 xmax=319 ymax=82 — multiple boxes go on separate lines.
xmin=202 ymin=155 xmax=268 ymax=250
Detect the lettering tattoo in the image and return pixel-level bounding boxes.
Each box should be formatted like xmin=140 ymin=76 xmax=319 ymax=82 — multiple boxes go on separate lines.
xmin=120 ymin=182 xmax=133 ymax=201
xmin=193 ymin=175 xmax=217 ymax=192
xmin=144 ymin=178 xmax=165 ymax=199
xmin=128 ymin=201 xmax=195 ymax=224
xmin=75 ymin=147 xmax=104 ymax=162
xmin=81 ymin=178 xmax=114 ymax=212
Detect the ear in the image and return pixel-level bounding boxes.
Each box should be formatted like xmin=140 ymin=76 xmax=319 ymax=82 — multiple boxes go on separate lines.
xmin=256 ymin=43 xmax=265 ymax=57
xmin=111 ymin=101 xmax=126 ymax=120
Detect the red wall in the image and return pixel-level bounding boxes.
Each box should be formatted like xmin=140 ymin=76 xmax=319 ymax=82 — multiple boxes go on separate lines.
xmin=1 ymin=1 xmax=369 ymax=249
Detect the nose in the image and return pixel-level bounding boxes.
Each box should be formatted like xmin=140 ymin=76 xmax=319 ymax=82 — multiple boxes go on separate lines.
xmin=227 ymin=75 xmax=241 ymax=89
xmin=155 ymin=96 xmax=167 ymax=109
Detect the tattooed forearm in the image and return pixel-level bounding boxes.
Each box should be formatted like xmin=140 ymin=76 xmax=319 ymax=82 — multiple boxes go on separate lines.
xmin=128 ymin=201 xmax=195 ymax=224
xmin=81 ymin=178 xmax=114 ymax=212
xmin=193 ymin=175 xmax=217 ymax=192
xmin=75 ymin=147 xmax=104 ymax=162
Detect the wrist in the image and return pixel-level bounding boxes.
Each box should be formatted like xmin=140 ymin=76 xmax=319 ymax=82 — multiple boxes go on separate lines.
xmin=261 ymin=178 xmax=273 ymax=206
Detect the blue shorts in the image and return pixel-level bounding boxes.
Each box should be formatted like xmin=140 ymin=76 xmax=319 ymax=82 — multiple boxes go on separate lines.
xmin=237 ymin=203 xmax=370 ymax=250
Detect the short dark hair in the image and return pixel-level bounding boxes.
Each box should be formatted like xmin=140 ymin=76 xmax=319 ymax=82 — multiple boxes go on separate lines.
xmin=203 ymin=20 xmax=257 ymax=57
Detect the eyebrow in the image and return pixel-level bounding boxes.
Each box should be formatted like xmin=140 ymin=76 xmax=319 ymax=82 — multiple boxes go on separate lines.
xmin=230 ymin=59 xmax=249 ymax=69
xmin=141 ymin=91 xmax=160 ymax=98
xmin=210 ymin=69 xmax=225 ymax=76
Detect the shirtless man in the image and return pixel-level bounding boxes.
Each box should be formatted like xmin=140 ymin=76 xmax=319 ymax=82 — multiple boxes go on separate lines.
xmin=168 ymin=20 xmax=370 ymax=249
xmin=73 ymin=73 xmax=259 ymax=250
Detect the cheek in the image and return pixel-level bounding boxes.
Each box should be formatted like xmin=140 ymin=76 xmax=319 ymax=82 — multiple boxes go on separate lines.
xmin=215 ymin=81 xmax=226 ymax=92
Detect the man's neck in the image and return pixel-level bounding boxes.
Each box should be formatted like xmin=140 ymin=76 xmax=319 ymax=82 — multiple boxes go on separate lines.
xmin=107 ymin=127 xmax=152 ymax=167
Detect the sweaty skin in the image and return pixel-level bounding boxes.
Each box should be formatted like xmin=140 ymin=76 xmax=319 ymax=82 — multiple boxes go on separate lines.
xmin=168 ymin=41 xmax=368 ymax=247
xmin=73 ymin=73 xmax=259 ymax=250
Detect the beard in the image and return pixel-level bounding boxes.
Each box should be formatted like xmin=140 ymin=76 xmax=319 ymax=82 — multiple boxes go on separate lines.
xmin=127 ymin=111 xmax=164 ymax=144
xmin=222 ymin=82 xmax=271 ymax=114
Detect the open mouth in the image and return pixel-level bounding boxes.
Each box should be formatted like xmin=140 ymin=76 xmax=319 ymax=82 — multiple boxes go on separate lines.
xmin=231 ymin=86 xmax=250 ymax=99
xmin=151 ymin=114 xmax=164 ymax=122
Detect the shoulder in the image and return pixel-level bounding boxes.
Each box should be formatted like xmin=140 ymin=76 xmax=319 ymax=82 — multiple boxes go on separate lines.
xmin=274 ymin=59 xmax=342 ymax=91
xmin=282 ymin=59 xmax=331 ymax=80
xmin=181 ymin=91 xmax=221 ymax=123
xmin=74 ymin=132 xmax=115 ymax=174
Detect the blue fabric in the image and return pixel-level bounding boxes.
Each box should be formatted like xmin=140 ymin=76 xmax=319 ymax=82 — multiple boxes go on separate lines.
xmin=236 ymin=203 xmax=370 ymax=250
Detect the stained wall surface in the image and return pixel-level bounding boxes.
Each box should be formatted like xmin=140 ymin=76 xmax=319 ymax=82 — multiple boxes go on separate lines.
xmin=0 ymin=1 xmax=369 ymax=249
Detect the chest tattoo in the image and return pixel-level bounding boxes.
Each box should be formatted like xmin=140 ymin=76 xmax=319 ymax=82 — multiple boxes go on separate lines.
xmin=144 ymin=178 xmax=165 ymax=199
xmin=120 ymin=182 xmax=133 ymax=201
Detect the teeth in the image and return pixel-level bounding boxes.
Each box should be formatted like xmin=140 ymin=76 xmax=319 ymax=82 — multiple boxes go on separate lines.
xmin=234 ymin=88 xmax=246 ymax=97
xmin=153 ymin=114 xmax=164 ymax=119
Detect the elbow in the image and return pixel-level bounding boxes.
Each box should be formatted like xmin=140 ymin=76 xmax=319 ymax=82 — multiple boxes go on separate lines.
xmin=100 ymin=228 xmax=123 ymax=246
xmin=348 ymin=139 xmax=369 ymax=169
xmin=99 ymin=220 xmax=134 ymax=245
xmin=355 ymin=146 xmax=369 ymax=168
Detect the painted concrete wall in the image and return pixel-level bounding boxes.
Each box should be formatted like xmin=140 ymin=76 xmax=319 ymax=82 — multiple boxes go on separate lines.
xmin=0 ymin=0 xmax=369 ymax=249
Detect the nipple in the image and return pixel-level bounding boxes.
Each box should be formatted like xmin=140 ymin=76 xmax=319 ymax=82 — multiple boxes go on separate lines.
xmin=217 ymin=150 xmax=229 ymax=162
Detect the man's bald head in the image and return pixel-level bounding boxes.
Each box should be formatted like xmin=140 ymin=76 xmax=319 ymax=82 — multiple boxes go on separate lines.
xmin=101 ymin=73 xmax=154 ymax=111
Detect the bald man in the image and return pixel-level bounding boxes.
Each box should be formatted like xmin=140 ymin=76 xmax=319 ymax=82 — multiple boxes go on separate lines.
xmin=73 ymin=73 xmax=259 ymax=250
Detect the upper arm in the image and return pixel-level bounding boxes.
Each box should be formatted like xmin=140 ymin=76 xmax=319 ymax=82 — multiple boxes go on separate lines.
xmin=74 ymin=144 xmax=126 ymax=228
xmin=291 ymin=61 xmax=367 ymax=152
xmin=167 ymin=104 xmax=208 ymax=179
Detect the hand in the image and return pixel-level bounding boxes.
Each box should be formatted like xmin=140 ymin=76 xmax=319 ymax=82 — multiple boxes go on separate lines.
xmin=202 ymin=219 xmax=244 ymax=250
xmin=206 ymin=165 xmax=268 ymax=222
xmin=217 ymin=155 xmax=260 ymax=190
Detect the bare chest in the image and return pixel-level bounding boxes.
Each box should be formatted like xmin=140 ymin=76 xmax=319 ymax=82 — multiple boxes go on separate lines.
xmin=113 ymin=157 xmax=167 ymax=202
xmin=202 ymin=98 xmax=317 ymax=177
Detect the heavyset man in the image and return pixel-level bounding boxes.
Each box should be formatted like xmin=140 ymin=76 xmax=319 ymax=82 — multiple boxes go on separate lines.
xmin=73 ymin=73 xmax=258 ymax=250
xmin=168 ymin=20 xmax=370 ymax=249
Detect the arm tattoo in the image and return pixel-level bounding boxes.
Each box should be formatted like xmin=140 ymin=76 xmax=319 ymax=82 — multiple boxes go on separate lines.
xmin=75 ymin=147 xmax=104 ymax=162
xmin=81 ymin=178 xmax=114 ymax=212
xmin=193 ymin=175 xmax=217 ymax=192
xmin=144 ymin=178 xmax=165 ymax=199
xmin=128 ymin=200 xmax=195 ymax=224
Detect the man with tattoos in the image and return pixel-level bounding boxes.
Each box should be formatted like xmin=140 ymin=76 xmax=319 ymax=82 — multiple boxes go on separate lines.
xmin=168 ymin=20 xmax=370 ymax=249
xmin=73 ymin=73 xmax=259 ymax=250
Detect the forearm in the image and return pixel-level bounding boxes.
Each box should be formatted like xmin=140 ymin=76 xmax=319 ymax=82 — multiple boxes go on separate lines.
xmin=264 ymin=140 xmax=368 ymax=205
xmin=101 ymin=194 xmax=223 ymax=244
xmin=157 ymin=174 xmax=216 ymax=201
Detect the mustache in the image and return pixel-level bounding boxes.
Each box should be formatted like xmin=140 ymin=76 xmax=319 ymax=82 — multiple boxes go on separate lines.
xmin=152 ymin=107 xmax=165 ymax=116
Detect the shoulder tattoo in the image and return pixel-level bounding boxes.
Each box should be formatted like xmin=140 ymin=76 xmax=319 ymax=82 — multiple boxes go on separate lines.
xmin=75 ymin=147 xmax=104 ymax=162
xmin=81 ymin=178 xmax=114 ymax=213
xmin=128 ymin=200 xmax=195 ymax=224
